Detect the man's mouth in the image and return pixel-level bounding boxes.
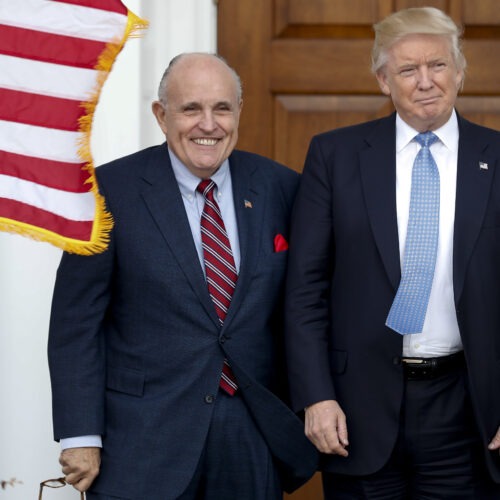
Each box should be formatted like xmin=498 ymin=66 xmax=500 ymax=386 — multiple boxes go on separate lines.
xmin=193 ymin=138 xmax=220 ymax=146
xmin=416 ymin=96 xmax=439 ymax=105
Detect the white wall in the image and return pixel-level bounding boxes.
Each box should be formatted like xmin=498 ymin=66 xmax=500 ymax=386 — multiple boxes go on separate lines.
xmin=0 ymin=1 xmax=216 ymax=498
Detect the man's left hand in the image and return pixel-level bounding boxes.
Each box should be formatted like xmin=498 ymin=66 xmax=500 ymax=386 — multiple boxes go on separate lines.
xmin=488 ymin=426 xmax=500 ymax=454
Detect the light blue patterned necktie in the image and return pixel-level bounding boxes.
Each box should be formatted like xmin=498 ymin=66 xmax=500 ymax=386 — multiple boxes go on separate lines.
xmin=386 ymin=131 xmax=440 ymax=335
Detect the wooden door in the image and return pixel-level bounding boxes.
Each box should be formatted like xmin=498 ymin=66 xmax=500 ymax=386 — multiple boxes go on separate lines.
xmin=218 ymin=0 xmax=500 ymax=173
xmin=217 ymin=1 xmax=500 ymax=498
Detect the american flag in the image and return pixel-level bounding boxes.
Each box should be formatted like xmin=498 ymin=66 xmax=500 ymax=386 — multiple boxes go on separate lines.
xmin=0 ymin=0 xmax=147 ymax=254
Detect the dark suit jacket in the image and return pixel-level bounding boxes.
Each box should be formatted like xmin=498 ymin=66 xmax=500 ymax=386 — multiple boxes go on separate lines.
xmin=48 ymin=144 xmax=317 ymax=499
xmin=285 ymin=112 xmax=500 ymax=482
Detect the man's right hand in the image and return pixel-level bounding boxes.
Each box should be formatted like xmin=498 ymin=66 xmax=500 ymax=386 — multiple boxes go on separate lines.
xmin=304 ymin=399 xmax=349 ymax=456
xmin=60 ymin=447 xmax=101 ymax=492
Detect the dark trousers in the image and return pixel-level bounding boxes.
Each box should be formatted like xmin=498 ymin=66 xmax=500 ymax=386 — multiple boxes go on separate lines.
xmin=87 ymin=391 xmax=281 ymax=500
xmin=177 ymin=390 xmax=281 ymax=500
xmin=323 ymin=366 xmax=500 ymax=499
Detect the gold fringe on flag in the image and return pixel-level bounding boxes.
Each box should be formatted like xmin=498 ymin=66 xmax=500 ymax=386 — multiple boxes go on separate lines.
xmin=72 ymin=10 xmax=149 ymax=255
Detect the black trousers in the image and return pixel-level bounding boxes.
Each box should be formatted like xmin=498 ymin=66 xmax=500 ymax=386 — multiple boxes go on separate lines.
xmin=177 ymin=390 xmax=281 ymax=500
xmin=323 ymin=365 xmax=500 ymax=499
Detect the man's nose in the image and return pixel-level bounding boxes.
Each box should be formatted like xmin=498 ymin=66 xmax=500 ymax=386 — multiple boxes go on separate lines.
xmin=416 ymin=67 xmax=433 ymax=89
xmin=199 ymin=111 xmax=216 ymax=131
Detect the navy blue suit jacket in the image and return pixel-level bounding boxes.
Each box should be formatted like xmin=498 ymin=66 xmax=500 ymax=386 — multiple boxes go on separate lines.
xmin=48 ymin=144 xmax=317 ymax=499
xmin=285 ymin=113 xmax=500 ymax=481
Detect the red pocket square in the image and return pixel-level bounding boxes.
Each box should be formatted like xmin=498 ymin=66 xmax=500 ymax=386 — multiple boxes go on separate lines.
xmin=274 ymin=233 xmax=289 ymax=252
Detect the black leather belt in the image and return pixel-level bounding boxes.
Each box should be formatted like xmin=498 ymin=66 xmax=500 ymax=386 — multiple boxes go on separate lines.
xmin=402 ymin=351 xmax=465 ymax=380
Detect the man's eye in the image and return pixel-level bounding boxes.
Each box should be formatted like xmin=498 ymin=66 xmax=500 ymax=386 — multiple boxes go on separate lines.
xmin=400 ymin=68 xmax=416 ymax=76
xmin=434 ymin=62 xmax=447 ymax=70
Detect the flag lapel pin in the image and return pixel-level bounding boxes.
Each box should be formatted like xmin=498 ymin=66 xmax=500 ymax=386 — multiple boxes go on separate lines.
xmin=244 ymin=199 xmax=253 ymax=208
xmin=479 ymin=162 xmax=489 ymax=170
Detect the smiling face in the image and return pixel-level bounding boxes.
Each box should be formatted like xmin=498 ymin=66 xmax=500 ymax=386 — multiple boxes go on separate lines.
xmin=376 ymin=34 xmax=463 ymax=132
xmin=152 ymin=54 xmax=242 ymax=179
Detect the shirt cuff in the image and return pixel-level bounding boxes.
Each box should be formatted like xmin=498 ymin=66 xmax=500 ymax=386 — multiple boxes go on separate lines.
xmin=60 ymin=435 xmax=102 ymax=450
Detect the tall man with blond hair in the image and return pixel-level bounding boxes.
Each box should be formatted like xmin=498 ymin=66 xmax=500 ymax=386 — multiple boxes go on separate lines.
xmin=286 ymin=7 xmax=500 ymax=498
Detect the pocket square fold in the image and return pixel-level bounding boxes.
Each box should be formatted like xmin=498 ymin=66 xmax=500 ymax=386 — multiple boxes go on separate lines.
xmin=274 ymin=233 xmax=289 ymax=252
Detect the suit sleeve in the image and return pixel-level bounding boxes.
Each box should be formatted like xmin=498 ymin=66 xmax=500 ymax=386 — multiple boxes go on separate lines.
xmin=48 ymin=185 xmax=114 ymax=441
xmin=285 ymin=136 xmax=337 ymax=412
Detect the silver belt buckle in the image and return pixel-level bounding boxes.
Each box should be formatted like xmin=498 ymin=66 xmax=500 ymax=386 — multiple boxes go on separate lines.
xmin=401 ymin=358 xmax=425 ymax=364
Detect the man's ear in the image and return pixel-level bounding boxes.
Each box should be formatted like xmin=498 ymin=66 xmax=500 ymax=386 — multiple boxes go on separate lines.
xmin=375 ymin=70 xmax=391 ymax=96
xmin=151 ymin=101 xmax=168 ymax=135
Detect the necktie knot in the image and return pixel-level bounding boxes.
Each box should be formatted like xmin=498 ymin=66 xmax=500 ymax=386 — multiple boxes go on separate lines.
xmin=415 ymin=131 xmax=438 ymax=148
xmin=197 ymin=179 xmax=216 ymax=200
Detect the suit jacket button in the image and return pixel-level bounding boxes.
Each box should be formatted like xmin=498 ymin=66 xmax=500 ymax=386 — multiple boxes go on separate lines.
xmin=205 ymin=394 xmax=215 ymax=404
xmin=220 ymin=335 xmax=226 ymax=344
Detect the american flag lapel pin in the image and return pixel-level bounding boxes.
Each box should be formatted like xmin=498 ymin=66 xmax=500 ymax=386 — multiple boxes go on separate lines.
xmin=244 ymin=199 xmax=253 ymax=208
xmin=479 ymin=162 xmax=488 ymax=171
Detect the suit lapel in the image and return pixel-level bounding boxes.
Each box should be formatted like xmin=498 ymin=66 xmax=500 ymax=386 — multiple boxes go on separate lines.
xmin=359 ymin=114 xmax=496 ymax=305
xmin=359 ymin=115 xmax=401 ymax=290
xmin=453 ymin=116 xmax=496 ymax=303
xmin=222 ymin=152 xmax=264 ymax=330
xmin=139 ymin=144 xmax=220 ymax=327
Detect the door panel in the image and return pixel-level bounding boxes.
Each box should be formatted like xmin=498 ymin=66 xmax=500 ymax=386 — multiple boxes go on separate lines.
xmin=280 ymin=0 xmax=391 ymax=25
xmin=275 ymin=95 xmax=392 ymax=171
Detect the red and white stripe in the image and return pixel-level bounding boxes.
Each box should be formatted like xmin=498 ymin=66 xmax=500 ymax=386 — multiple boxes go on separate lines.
xmin=220 ymin=359 xmax=238 ymax=396
xmin=197 ymin=179 xmax=239 ymax=395
xmin=197 ymin=180 xmax=238 ymax=322
xmin=0 ymin=0 xmax=138 ymax=249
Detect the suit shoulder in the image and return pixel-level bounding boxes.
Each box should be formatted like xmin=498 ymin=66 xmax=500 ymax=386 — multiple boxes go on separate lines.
xmin=231 ymin=149 xmax=299 ymax=185
xmin=231 ymin=149 xmax=299 ymax=208
xmin=458 ymin=117 xmax=500 ymax=157
xmin=232 ymin=149 xmax=297 ymax=174
xmin=460 ymin=117 xmax=500 ymax=139
xmin=312 ymin=115 xmax=393 ymax=145
xmin=96 ymin=144 xmax=164 ymax=181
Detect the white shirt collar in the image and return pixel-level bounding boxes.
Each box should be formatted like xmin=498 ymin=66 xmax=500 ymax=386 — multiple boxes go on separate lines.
xmin=168 ymin=147 xmax=231 ymax=200
xmin=395 ymin=109 xmax=459 ymax=153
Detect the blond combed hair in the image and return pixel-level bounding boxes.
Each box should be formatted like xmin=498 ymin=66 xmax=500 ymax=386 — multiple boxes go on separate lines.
xmin=372 ymin=7 xmax=466 ymax=77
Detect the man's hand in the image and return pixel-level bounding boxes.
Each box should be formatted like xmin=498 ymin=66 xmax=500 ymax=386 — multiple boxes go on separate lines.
xmin=488 ymin=426 xmax=500 ymax=455
xmin=304 ymin=399 xmax=349 ymax=456
xmin=60 ymin=447 xmax=101 ymax=492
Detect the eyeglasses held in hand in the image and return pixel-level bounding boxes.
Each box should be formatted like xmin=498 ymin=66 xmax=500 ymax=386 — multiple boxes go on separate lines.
xmin=39 ymin=477 xmax=85 ymax=499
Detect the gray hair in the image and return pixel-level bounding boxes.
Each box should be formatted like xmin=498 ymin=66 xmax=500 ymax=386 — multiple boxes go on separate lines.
xmin=157 ymin=52 xmax=243 ymax=105
xmin=372 ymin=7 xmax=466 ymax=76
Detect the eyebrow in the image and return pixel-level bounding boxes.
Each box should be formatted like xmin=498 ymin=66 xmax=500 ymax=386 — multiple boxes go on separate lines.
xmin=214 ymin=100 xmax=234 ymax=108
xmin=398 ymin=56 xmax=448 ymax=67
xmin=180 ymin=100 xmax=234 ymax=109
xmin=181 ymin=101 xmax=201 ymax=109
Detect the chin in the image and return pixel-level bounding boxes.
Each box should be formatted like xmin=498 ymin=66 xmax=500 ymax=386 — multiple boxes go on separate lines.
xmin=193 ymin=165 xmax=220 ymax=176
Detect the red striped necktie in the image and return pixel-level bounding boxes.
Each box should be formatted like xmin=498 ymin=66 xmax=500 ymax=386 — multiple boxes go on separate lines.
xmin=197 ymin=179 xmax=238 ymax=395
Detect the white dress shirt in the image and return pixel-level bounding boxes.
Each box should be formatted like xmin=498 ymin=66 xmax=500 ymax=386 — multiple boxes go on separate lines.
xmin=61 ymin=148 xmax=240 ymax=450
xmin=395 ymin=111 xmax=462 ymax=358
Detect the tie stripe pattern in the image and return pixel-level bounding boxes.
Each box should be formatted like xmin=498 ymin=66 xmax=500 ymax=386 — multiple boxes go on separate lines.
xmin=386 ymin=132 xmax=440 ymax=335
xmin=221 ymin=360 xmax=238 ymax=394
xmin=197 ymin=180 xmax=238 ymax=394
